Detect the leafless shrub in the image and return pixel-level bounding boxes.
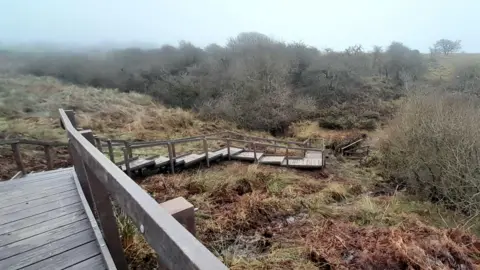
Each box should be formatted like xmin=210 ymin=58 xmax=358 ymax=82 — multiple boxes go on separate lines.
xmin=18 ymin=33 xmax=428 ymax=132
xmin=381 ymin=90 xmax=480 ymax=214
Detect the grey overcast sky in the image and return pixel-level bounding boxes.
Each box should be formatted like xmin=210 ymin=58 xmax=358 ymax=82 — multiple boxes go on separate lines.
xmin=0 ymin=0 xmax=478 ymax=52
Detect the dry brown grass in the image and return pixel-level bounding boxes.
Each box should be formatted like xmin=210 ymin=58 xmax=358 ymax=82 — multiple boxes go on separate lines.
xmin=137 ymin=162 xmax=480 ymax=269
xmin=2 ymin=74 xmax=480 ymax=269
xmin=0 ymin=74 xmax=236 ymax=141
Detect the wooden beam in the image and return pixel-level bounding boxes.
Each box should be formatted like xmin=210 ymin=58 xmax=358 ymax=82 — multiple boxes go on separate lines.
xmin=123 ymin=148 xmax=131 ymax=177
xmin=95 ymin=137 xmax=103 ymax=152
xmin=44 ymin=145 xmax=54 ymax=170
xmin=11 ymin=143 xmax=26 ymax=175
xmin=159 ymin=197 xmax=195 ymax=236
xmin=167 ymin=143 xmax=175 ymax=174
xmin=78 ymin=130 xmax=128 ymax=270
xmin=64 ymin=110 xmax=77 ymax=129
xmin=226 ymin=139 xmax=231 ymax=160
xmin=107 ymin=140 xmax=115 ymax=163
xmin=70 ymin=135 xmax=94 ymax=211
xmin=203 ymin=138 xmax=209 ymax=167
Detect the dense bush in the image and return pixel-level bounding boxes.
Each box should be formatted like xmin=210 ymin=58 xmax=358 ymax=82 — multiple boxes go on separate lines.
xmin=20 ymin=33 xmax=427 ymax=132
xmin=381 ymin=91 xmax=480 ymax=214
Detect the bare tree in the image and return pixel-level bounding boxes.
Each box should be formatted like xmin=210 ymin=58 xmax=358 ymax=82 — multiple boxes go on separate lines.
xmin=433 ymin=39 xmax=462 ymax=55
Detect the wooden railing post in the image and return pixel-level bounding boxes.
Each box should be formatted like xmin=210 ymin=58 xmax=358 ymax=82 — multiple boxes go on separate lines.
xmin=253 ymin=142 xmax=257 ymax=163
xmin=227 ymin=138 xmax=231 ymax=160
xmin=167 ymin=143 xmax=175 ymax=173
xmin=273 ymin=141 xmax=277 ymax=153
xmin=123 ymin=148 xmax=131 ymax=177
xmin=79 ymin=130 xmax=128 ymax=270
xmin=123 ymin=141 xmax=133 ymax=159
xmin=171 ymin=143 xmax=176 ymax=159
xmin=69 ymin=137 xmax=94 ymax=210
xmin=11 ymin=142 xmax=26 ymax=175
xmin=44 ymin=145 xmax=54 ymax=170
xmin=286 ymin=144 xmax=289 ymax=167
xmin=303 ymin=141 xmax=307 ymax=157
xmin=95 ymin=137 xmax=103 ymax=152
xmin=203 ymin=137 xmax=210 ymax=167
xmin=107 ymin=139 xmax=115 ymax=162
xmin=64 ymin=110 xmax=77 ymax=129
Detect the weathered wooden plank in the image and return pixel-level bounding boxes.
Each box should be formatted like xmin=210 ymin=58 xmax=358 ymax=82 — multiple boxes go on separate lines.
xmin=177 ymin=154 xmax=205 ymax=166
xmin=0 ymin=202 xmax=83 ymax=235
xmin=60 ymin=109 xmax=227 ymax=270
xmin=232 ymin=151 xmax=264 ymax=161
xmin=21 ymin=238 xmax=100 ymax=270
xmin=0 ymin=230 xmax=95 ymax=270
xmin=0 ymin=212 xmax=87 ymax=246
xmin=11 ymin=142 xmax=26 ymax=175
xmin=9 ymin=171 xmax=23 ymax=180
xmin=0 ymin=196 xmax=81 ymax=225
xmin=0 ymin=190 xmax=79 ymax=216
xmin=2 ymin=170 xmax=72 ymax=187
xmin=153 ymin=156 xmax=170 ymax=167
xmin=64 ymin=254 xmax=106 ymax=270
xmin=305 ymin=150 xmax=323 ymax=159
xmin=0 ymin=219 xmax=90 ymax=260
xmin=0 ymin=182 xmax=75 ymax=205
xmin=0 ymin=178 xmax=68 ymax=195
xmin=258 ymin=156 xmax=285 ymax=165
xmin=213 ymin=147 xmax=243 ymax=157
xmin=18 ymin=170 xmax=73 ymax=182
xmin=44 ymin=145 xmax=54 ymax=170
xmin=120 ymin=158 xmax=155 ymax=171
xmin=72 ymin=171 xmax=116 ymax=270
xmin=207 ymin=152 xmax=223 ymax=161
xmin=281 ymin=158 xmax=323 ymax=168
xmin=84 ymin=165 xmax=127 ymax=269
xmin=18 ymin=139 xmax=67 ymax=147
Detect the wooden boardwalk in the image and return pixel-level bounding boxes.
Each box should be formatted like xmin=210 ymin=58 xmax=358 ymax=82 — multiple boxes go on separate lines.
xmin=0 ymin=168 xmax=115 ymax=270
xmin=119 ymin=146 xmax=324 ymax=176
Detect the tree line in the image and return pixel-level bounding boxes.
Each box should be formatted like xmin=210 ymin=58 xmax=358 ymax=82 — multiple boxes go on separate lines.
xmin=20 ymin=34 xmax=463 ymax=133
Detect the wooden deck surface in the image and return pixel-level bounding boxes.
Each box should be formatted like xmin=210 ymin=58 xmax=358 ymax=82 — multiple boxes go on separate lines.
xmin=232 ymin=151 xmax=264 ymax=161
xmin=0 ymin=168 xmax=114 ymax=270
xmin=120 ymin=147 xmax=322 ymax=173
xmin=213 ymin=147 xmax=244 ymax=157
xmin=258 ymin=156 xmax=285 ymax=165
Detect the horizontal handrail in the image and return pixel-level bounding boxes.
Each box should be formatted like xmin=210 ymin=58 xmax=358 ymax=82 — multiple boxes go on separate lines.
xmin=224 ymin=131 xmax=307 ymax=146
xmin=0 ymin=139 xmax=67 ymax=147
xmin=0 ymin=139 xmax=20 ymax=145
xmin=59 ymin=109 xmax=227 ymax=270
xmin=206 ymin=137 xmax=323 ymax=152
xmin=129 ymin=132 xmax=228 ymax=147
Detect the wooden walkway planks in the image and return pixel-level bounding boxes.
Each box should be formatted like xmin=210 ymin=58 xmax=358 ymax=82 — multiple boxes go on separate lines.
xmin=0 ymin=168 xmax=115 ymax=270
xmin=232 ymin=151 xmax=264 ymax=161
xmin=282 ymin=158 xmax=323 ymax=168
xmin=213 ymin=147 xmax=244 ymax=157
xmin=258 ymin=155 xmax=285 ymax=165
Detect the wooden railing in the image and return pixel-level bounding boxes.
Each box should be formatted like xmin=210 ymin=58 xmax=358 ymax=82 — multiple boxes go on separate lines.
xmin=120 ymin=132 xmax=325 ymax=176
xmin=59 ymin=109 xmax=227 ymax=270
xmin=0 ymin=139 xmax=68 ymax=176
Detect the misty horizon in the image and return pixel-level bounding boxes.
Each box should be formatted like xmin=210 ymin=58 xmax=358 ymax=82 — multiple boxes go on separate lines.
xmin=1 ymin=0 xmax=479 ymax=53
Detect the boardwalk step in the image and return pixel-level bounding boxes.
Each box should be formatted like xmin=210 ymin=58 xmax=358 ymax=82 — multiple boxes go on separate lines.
xmin=232 ymin=151 xmax=264 ymax=161
xmin=258 ymin=156 xmax=285 ymax=165
xmin=213 ymin=147 xmax=244 ymax=158
xmin=281 ymin=158 xmax=323 ymax=168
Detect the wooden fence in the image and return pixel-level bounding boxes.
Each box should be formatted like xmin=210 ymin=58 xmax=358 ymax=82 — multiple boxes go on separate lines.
xmin=59 ymin=109 xmax=227 ymax=270
xmin=0 ymin=139 xmax=68 ymax=176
